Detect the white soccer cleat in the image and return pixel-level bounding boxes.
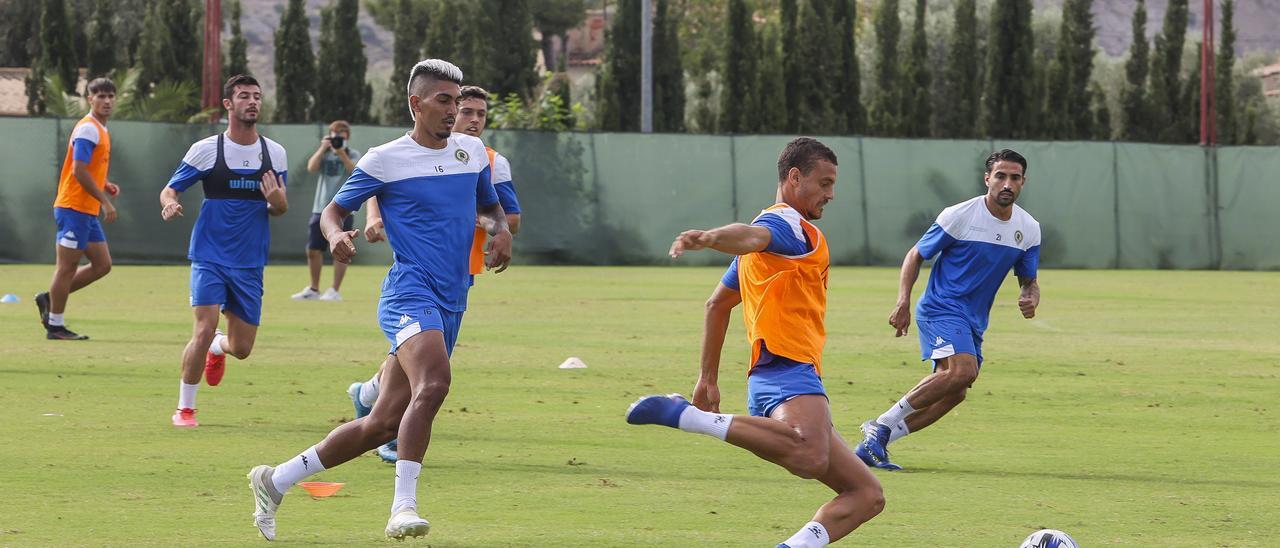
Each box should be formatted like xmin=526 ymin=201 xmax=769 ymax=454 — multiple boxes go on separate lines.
xmin=247 ymin=465 xmax=284 ymax=541
xmin=318 ymin=288 xmax=342 ymax=301
xmin=384 ymin=508 xmax=431 ymax=540
xmin=291 ymin=287 xmax=320 ymax=301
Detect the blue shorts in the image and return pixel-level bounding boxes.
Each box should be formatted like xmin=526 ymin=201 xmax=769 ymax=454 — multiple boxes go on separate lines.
xmin=746 ymin=361 xmax=827 ymax=417
xmin=53 ymin=207 xmax=106 ymax=250
xmin=190 ymin=262 xmax=265 ymax=326
xmin=378 ymin=297 xmax=464 ymax=356
xmin=917 ymin=315 xmax=984 ymax=367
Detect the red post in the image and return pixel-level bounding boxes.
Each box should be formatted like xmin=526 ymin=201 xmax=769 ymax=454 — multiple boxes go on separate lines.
xmin=202 ymin=0 xmax=223 ymax=123
xmin=1200 ymin=0 xmax=1215 ymax=145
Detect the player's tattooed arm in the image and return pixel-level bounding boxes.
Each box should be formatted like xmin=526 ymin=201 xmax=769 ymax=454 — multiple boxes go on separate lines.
xmin=1017 ymin=276 xmax=1039 ymax=319
xmin=478 ymin=202 xmax=512 ymax=272
xmin=322 ymin=202 xmax=360 ymax=264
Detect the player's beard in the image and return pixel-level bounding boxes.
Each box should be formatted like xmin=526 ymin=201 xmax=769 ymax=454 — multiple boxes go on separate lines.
xmin=995 ymin=190 xmax=1016 ymax=206
xmin=237 ymin=112 xmax=258 ymax=126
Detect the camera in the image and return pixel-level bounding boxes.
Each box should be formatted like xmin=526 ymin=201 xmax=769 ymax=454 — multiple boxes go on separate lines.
xmin=329 ymin=135 xmax=345 ymax=149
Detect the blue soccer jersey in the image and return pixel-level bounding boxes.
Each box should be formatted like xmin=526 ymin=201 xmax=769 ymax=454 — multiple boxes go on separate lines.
xmin=333 ymin=133 xmax=497 ymax=312
xmin=719 ymin=205 xmax=812 ymax=291
xmin=915 ymin=196 xmax=1041 ymax=333
xmin=166 ymin=134 xmax=289 ymax=268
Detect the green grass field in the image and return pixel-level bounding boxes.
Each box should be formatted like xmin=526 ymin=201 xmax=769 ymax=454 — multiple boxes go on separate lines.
xmin=1 ymin=264 xmax=1277 ymax=547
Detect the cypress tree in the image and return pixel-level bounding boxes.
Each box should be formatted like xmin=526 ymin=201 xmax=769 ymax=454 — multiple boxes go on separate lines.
xmin=720 ymin=0 xmax=758 ymax=133
xmin=795 ymin=0 xmax=839 ymax=134
xmin=870 ymin=0 xmax=902 ymax=136
xmin=274 ymin=0 xmax=316 ymax=122
xmin=901 ymin=0 xmax=931 ymax=137
xmin=1148 ymin=0 xmax=1187 ymax=143
xmin=756 ymin=23 xmax=788 ymax=134
xmin=383 ymin=0 xmax=420 ymax=125
xmin=780 ymin=0 xmax=800 ymax=132
xmin=1182 ymin=40 xmax=1200 ymax=143
xmin=1 ymin=1 xmax=39 ymax=67
xmin=1044 ymin=0 xmax=1096 ymax=139
xmin=1119 ymin=0 xmax=1150 ymax=141
xmin=86 ymin=0 xmax=116 ymax=79
xmin=137 ymin=0 xmax=200 ymax=97
xmin=485 ymin=0 xmax=537 ymax=100
xmin=652 ymin=0 xmax=685 ymax=132
xmin=314 ymin=0 xmax=373 ymax=123
xmin=224 ymin=0 xmax=251 ymax=79
xmin=938 ymin=0 xmax=978 ymax=138
xmin=838 ymin=0 xmax=865 ymax=134
xmin=40 ymin=0 xmax=79 ymax=95
xmin=981 ymin=0 xmax=1034 ymax=138
xmin=426 ymin=0 xmax=488 ymax=87
xmin=1214 ymin=0 xmax=1236 ymax=144
xmin=596 ymin=0 xmax=641 ymax=131
xmin=1091 ymin=81 xmax=1112 ymax=139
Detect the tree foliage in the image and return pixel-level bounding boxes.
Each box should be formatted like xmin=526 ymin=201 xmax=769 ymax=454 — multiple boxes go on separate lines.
xmin=274 ymin=0 xmax=316 ymax=123
xmin=314 ymin=0 xmax=374 ymax=123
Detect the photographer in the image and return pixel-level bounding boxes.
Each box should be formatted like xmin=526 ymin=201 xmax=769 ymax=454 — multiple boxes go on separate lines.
xmin=292 ymin=120 xmax=361 ymax=301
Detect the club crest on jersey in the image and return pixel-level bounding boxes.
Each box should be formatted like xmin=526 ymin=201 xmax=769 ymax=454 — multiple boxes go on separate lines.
xmin=455 ymin=149 xmax=469 ymax=164
xmin=1015 ymin=230 xmax=1023 ymax=244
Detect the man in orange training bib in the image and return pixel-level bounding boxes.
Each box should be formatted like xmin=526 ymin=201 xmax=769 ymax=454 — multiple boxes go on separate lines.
xmin=37 ymin=77 xmax=121 ymax=341
xmin=626 ymin=137 xmax=885 ymax=547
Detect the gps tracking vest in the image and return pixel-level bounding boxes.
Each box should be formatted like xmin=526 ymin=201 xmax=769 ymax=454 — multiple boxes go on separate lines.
xmin=202 ymin=133 xmax=274 ymax=200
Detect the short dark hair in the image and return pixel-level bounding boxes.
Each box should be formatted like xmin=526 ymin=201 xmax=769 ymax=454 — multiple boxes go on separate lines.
xmin=777 ymin=137 xmax=838 ymax=181
xmin=459 ymin=85 xmax=489 ymax=103
xmin=407 ymin=59 xmax=464 ymax=96
xmin=985 ymin=149 xmax=1028 ymax=175
xmin=223 ymin=74 xmax=260 ymax=100
xmin=85 ymin=77 xmax=115 ymax=96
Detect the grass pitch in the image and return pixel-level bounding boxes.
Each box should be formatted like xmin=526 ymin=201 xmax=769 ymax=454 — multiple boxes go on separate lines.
xmin=0 ymin=264 xmax=1277 ymax=546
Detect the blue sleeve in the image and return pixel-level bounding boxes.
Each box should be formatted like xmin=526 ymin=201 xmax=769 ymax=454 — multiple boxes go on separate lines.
xmin=720 ymin=257 xmax=740 ymax=291
xmin=277 ymin=170 xmax=288 ymax=187
xmin=1015 ymin=245 xmax=1040 ymax=279
xmin=72 ymin=138 xmax=96 ymax=163
xmin=166 ymin=162 xmax=210 ymax=191
xmin=332 ymin=167 xmax=384 ymax=211
xmin=476 ymin=165 xmax=498 ymax=207
xmin=752 ymin=212 xmax=809 ymax=256
xmin=915 ymin=223 xmax=957 ymax=260
xmin=495 ymin=182 xmax=520 ymax=214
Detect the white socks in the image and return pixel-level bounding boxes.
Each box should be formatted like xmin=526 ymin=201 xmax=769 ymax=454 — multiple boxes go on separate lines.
xmin=677 ymin=406 xmax=733 ymax=440
xmin=178 ymin=381 xmax=198 ymax=409
xmin=392 ymin=460 xmax=422 ymax=514
xmin=48 ymin=313 xmax=65 ymax=327
xmin=209 ymin=333 xmax=227 ymax=356
xmin=782 ymin=521 xmax=830 ymax=548
xmin=889 ymin=421 xmax=910 ymax=443
xmin=273 ymin=446 xmax=325 ymax=493
xmin=877 ymin=396 xmax=916 ymax=427
xmin=359 ymin=372 xmax=380 ymax=407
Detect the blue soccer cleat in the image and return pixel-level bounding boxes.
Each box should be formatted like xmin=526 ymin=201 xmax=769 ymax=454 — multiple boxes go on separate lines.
xmin=378 ymin=439 xmax=398 ymax=463
xmin=625 ymin=393 xmax=691 ymax=427
xmin=347 ymin=382 xmax=372 ymax=420
xmin=856 ymin=421 xmax=903 ymax=471
xmin=777 ymin=544 xmax=793 ymax=548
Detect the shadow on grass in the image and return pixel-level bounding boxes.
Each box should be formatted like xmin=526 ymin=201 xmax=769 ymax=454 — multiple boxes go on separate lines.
xmin=904 ymin=465 xmax=1278 ymax=489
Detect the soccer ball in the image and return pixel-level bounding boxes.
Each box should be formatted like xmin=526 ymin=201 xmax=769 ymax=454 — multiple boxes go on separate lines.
xmin=1020 ymin=529 xmax=1079 ymax=548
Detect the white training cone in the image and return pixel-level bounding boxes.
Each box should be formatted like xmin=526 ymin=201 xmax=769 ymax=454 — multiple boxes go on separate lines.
xmin=558 ymin=357 xmax=588 ymax=369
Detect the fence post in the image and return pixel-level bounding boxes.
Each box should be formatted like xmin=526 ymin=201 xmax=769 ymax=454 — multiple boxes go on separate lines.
xmin=1207 ymin=145 xmax=1222 ymax=269
xmin=1112 ymin=141 xmax=1121 ymax=269
xmin=729 ymin=134 xmax=738 ymax=222
xmin=857 ymin=136 xmax=871 ymax=265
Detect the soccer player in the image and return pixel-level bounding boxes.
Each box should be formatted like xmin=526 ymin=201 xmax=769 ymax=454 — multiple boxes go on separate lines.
xmin=349 ymin=84 xmax=522 ymax=463
xmin=159 ymin=75 xmax=289 ymax=428
xmin=246 ymin=59 xmax=512 ymax=541
xmin=36 ymin=78 xmax=120 ymax=340
xmin=292 ymin=120 xmax=361 ymax=302
xmin=627 ymin=138 xmax=885 ymax=548
xmin=853 ymin=149 xmax=1041 ymax=471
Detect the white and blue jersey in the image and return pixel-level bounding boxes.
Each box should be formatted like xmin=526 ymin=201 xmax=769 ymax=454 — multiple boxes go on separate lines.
xmin=719 ymin=206 xmax=812 ymax=291
xmin=490 ymin=151 xmax=521 ymax=214
xmin=333 ymin=133 xmax=497 ymax=314
xmin=166 ymin=133 xmax=289 ymax=268
xmin=915 ymin=196 xmax=1040 ymax=333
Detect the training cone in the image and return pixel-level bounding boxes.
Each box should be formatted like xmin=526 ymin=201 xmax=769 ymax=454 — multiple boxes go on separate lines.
xmin=558 ymin=357 xmax=588 ymax=369
xmin=298 ymin=482 xmax=345 ymax=498
xmin=0 ymin=294 xmax=18 ymax=303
